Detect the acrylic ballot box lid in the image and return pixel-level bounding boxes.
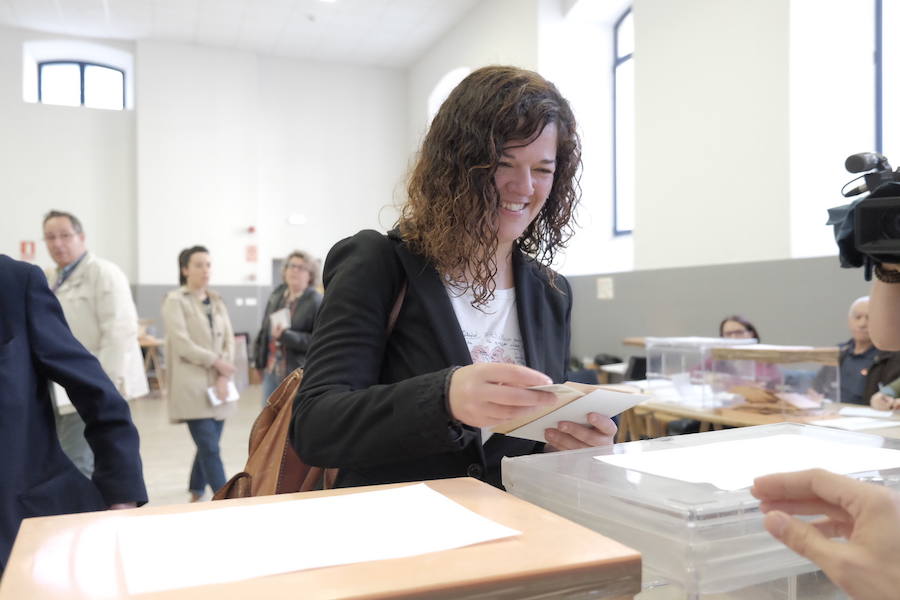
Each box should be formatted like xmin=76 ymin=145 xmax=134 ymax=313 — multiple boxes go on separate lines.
xmin=501 ymin=423 xmax=900 ymax=596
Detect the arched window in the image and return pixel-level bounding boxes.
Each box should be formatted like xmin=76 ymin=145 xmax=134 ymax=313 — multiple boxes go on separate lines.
xmin=427 ymin=67 xmax=471 ymax=123
xmin=38 ymin=61 xmax=125 ymax=110
xmin=613 ymin=7 xmax=634 ymax=235
xmin=23 ymin=40 xmax=133 ymax=110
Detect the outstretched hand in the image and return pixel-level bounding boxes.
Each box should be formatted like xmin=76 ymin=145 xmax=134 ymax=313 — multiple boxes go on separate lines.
xmin=751 ymin=468 xmax=900 ymax=600
xmin=448 ymin=363 xmax=557 ymax=428
xmin=544 ymin=413 xmax=617 ymax=450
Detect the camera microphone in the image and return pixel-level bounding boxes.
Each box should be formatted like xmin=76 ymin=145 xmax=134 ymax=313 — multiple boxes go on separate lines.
xmin=845 ymin=181 xmax=869 ymax=197
xmin=846 ymin=152 xmax=891 ymax=173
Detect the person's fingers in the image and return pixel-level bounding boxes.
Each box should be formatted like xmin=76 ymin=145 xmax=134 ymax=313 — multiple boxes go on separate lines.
xmin=871 ymin=393 xmax=891 ymax=410
xmin=753 ymin=469 xmax=856 ymax=507
xmin=480 ymin=401 xmax=550 ymax=423
xmin=759 ymin=499 xmax=853 ymax=524
xmin=545 ymin=421 xmax=615 ymax=449
xmin=763 ymin=511 xmax=852 ymax=575
xmin=810 ymin=517 xmax=853 ymax=539
xmin=545 ymin=428 xmax=583 ymax=450
xmin=588 ymin=413 xmax=618 ymax=436
xmin=473 ymin=362 xmax=553 ymax=387
xmin=483 ymin=385 xmax=557 ymax=407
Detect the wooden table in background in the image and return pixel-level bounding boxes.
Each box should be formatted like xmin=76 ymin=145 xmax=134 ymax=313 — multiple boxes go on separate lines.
xmin=0 ymin=478 xmax=642 ymax=600
xmin=616 ymin=401 xmax=900 ymax=442
xmin=138 ymin=334 xmax=165 ymax=392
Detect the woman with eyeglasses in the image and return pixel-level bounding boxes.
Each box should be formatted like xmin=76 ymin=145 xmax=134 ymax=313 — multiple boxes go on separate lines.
xmin=254 ymin=250 xmax=322 ymax=404
xmin=719 ymin=315 xmax=760 ymax=340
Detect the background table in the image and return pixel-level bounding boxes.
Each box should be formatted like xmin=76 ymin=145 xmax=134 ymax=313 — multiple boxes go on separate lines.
xmin=617 ymin=400 xmax=900 ymax=442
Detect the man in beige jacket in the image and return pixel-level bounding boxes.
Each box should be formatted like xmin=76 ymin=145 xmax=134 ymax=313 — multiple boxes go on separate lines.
xmin=42 ymin=210 xmax=148 ymax=477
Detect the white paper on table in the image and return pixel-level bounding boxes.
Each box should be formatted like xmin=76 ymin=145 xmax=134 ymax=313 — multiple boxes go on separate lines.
xmin=596 ymin=433 xmax=900 ymax=490
xmin=269 ymin=307 xmax=290 ymax=334
xmin=839 ymin=406 xmax=894 ymax=418
xmin=809 ymin=417 xmax=900 ymax=431
xmin=206 ymin=380 xmax=239 ymax=406
xmin=501 ymin=385 xmax=648 ymax=443
xmin=117 ymin=483 xmax=520 ymax=595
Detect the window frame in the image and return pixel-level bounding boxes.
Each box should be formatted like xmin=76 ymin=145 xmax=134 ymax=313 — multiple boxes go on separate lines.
xmin=612 ymin=6 xmax=634 ymax=237
xmin=875 ymin=0 xmax=883 ymax=152
xmin=37 ymin=60 xmax=126 ymax=110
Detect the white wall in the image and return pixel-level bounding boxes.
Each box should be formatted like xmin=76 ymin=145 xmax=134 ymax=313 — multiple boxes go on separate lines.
xmin=0 ymin=25 xmax=137 ymax=279
xmin=256 ymin=56 xmax=408 ymax=279
xmin=538 ymin=0 xmax=634 ymax=276
xmin=407 ymin=0 xmax=540 ymax=150
xmin=407 ymin=0 xmax=632 ymax=276
xmin=789 ymin=0 xmax=874 ymax=259
xmin=136 ymin=41 xmax=408 ymax=286
xmin=634 ymin=0 xmax=791 ymax=270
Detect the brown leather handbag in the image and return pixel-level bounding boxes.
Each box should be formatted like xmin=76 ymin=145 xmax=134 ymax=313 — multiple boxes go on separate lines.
xmin=213 ymin=282 xmax=406 ymax=500
xmin=213 ymin=368 xmax=334 ymax=499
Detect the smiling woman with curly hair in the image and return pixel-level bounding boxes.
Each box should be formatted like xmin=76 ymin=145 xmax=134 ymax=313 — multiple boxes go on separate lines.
xmin=292 ymin=65 xmax=616 ymax=489
xmin=401 ymin=66 xmax=581 ymax=307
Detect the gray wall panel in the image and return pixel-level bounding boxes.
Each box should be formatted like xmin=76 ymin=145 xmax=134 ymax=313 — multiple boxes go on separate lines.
xmin=136 ymin=257 xmax=873 ymax=371
xmin=568 ymin=256 xmax=871 ymax=363
xmin=135 ymin=285 xmax=269 ymax=342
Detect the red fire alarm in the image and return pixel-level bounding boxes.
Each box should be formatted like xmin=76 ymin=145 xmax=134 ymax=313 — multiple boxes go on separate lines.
xmin=20 ymin=240 xmax=36 ymax=261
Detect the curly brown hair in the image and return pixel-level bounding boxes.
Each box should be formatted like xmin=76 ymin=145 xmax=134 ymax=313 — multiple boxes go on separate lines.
xmin=399 ymin=65 xmax=581 ymax=306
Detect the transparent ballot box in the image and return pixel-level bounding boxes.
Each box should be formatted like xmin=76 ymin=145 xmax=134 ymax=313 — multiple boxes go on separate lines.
xmin=707 ymin=345 xmax=840 ymax=415
xmin=502 ymin=423 xmax=900 ymax=599
xmin=645 ymin=337 xmax=757 ymax=408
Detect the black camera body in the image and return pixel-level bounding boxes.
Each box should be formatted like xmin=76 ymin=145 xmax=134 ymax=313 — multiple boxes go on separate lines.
xmin=854 ymin=182 xmax=900 ymax=264
xmin=829 ymin=153 xmax=900 ymax=276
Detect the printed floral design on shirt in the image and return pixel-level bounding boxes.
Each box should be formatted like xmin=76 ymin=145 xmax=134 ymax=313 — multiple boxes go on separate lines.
xmin=464 ymin=331 xmax=525 ymax=365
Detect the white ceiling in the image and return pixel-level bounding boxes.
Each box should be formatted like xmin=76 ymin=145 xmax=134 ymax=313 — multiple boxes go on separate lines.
xmin=0 ymin=0 xmax=481 ymax=68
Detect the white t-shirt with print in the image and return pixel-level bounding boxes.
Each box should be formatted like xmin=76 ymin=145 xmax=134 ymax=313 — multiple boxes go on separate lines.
xmin=446 ymin=285 xmax=525 ymax=443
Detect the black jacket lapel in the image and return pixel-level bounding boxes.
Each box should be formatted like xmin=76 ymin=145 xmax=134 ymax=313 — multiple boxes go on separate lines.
xmin=513 ymin=250 xmax=546 ymax=375
xmin=389 ymin=232 xmax=473 ymax=368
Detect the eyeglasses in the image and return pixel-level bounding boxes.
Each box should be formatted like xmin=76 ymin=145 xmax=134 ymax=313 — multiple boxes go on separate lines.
xmin=723 ymin=329 xmax=751 ymax=338
xmin=43 ymin=233 xmax=76 ymax=242
xmin=286 ymin=263 xmax=308 ymax=271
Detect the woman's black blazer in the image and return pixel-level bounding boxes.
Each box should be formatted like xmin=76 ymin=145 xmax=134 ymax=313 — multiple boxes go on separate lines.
xmin=254 ymin=285 xmax=322 ymax=372
xmin=291 ymin=229 xmax=572 ymax=488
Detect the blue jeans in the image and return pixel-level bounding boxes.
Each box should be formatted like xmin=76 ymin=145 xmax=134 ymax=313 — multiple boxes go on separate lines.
xmin=261 ymin=371 xmax=283 ymax=408
xmin=186 ymin=418 xmax=226 ymax=495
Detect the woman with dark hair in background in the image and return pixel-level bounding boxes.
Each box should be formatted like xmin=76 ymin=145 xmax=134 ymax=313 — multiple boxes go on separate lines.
xmin=254 ymin=250 xmax=322 ymax=405
xmin=162 ymin=246 xmax=236 ymax=501
xmin=719 ymin=315 xmax=760 ymax=340
xmin=291 ymin=65 xmax=616 ymax=489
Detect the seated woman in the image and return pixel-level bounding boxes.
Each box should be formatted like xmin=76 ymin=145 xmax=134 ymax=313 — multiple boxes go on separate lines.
xmin=290 ymin=66 xmax=616 ymax=489
xmin=719 ymin=315 xmax=760 ymax=340
xmin=716 ymin=315 xmax=780 ymax=387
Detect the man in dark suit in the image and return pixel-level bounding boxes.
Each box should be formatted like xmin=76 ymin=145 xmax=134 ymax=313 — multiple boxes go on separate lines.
xmin=0 ymin=255 xmax=147 ymax=573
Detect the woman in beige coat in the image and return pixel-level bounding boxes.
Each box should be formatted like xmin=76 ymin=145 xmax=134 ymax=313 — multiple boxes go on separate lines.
xmin=162 ymin=246 xmax=236 ymax=501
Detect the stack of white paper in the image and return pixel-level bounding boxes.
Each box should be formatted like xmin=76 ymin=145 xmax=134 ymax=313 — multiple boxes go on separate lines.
xmin=596 ymin=434 xmax=900 ymax=490
xmin=116 ymin=483 xmax=520 ymax=594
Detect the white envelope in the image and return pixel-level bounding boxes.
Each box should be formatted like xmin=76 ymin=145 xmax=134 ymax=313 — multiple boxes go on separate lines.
xmin=494 ymin=383 xmax=648 ymax=443
xmin=207 ymin=381 xmax=240 ymax=406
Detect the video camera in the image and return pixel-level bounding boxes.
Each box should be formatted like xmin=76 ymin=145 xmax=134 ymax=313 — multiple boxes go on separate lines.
xmin=828 ymin=152 xmax=900 ymax=278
